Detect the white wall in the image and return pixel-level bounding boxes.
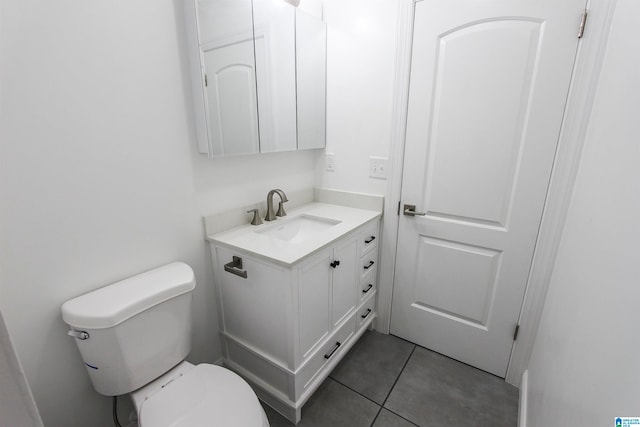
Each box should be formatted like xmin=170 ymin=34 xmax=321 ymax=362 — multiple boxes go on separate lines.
xmin=525 ymin=0 xmax=640 ymax=423
xmin=317 ymin=0 xmax=399 ymax=195
xmin=0 ymin=311 xmax=43 ymax=427
xmin=0 ymin=0 xmax=315 ymax=426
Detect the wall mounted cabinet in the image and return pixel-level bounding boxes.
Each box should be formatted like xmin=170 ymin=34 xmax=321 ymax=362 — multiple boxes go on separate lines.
xmin=185 ymin=0 xmax=326 ymax=157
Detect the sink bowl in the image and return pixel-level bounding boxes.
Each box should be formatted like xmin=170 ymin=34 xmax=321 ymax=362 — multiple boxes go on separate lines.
xmin=256 ymin=214 xmax=341 ymax=243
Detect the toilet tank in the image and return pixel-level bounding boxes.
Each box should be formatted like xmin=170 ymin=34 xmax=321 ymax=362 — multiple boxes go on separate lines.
xmin=61 ymin=262 xmax=196 ymax=396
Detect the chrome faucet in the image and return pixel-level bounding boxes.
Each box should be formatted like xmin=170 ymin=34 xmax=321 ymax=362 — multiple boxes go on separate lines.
xmin=265 ymin=189 xmax=288 ymax=221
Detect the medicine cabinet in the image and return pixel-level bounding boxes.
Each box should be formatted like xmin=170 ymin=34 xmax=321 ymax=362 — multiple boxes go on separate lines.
xmin=185 ymin=0 xmax=327 ymax=157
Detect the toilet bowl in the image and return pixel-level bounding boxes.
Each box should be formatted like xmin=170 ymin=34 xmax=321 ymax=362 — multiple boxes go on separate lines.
xmin=61 ymin=262 xmax=268 ymax=427
xmin=131 ymin=362 xmax=268 ymax=427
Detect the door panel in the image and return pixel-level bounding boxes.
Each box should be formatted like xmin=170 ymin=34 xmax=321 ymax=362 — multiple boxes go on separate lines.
xmin=414 ymin=237 xmax=501 ymax=327
xmin=391 ymin=0 xmax=584 ymax=377
xmin=425 ymin=19 xmax=542 ymax=226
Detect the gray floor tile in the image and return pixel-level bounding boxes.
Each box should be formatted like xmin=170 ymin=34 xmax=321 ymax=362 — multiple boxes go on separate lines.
xmin=262 ymin=403 xmax=295 ymax=427
xmin=330 ymin=330 xmax=415 ymax=404
xmin=299 ymin=378 xmax=380 ymax=426
xmin=372 ymin=409 xmax=418 ymax=427
xmin=384 ymin=347 xmax=519 ymax=427
xmin=263 ymin=378 xmax=380 ymax=427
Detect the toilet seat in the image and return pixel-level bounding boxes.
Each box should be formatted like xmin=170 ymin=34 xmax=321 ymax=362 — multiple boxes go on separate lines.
xmin=138 ymin=364 xmax=268 ymax=427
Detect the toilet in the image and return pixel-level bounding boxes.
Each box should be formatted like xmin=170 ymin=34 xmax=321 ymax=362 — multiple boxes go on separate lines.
xmin=61 ymin=262 xmax=269 ymax=427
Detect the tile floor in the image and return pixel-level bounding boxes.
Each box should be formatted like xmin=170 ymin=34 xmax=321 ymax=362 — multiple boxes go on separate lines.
xmin=262 ymin=331 xmax=519 ymax=427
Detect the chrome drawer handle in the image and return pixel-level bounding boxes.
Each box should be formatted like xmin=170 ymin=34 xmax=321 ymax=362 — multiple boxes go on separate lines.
xmin=361 ymin=308 xmax=372 ymax=319
xmin=324 ymin=341 xmax=341 ymax=359
xmin=362 ymin=284 xmax=373 ymax=293
xmin=364 ymin=261 xmax=375 ymax=270
xmin=364 ymin=236 xmax=376 ymax=244
xmin=224 ymin=256 xmax=247 ymax=279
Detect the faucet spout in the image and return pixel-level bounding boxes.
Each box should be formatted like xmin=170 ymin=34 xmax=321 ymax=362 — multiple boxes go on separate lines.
xmin=265 ymin=189 xmax=288 ymax=221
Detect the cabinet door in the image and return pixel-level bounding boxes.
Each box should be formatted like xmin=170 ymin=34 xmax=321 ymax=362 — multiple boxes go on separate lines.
xmin=216 ymin=247 xmax=290 ymax=364
xmin=298 ymin=248 xmax=332 ymax=359
xmin=331 ymin=236 xmax=358 ymax=328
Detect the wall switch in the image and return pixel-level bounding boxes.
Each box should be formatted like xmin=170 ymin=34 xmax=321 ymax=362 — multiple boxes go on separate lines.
xmin=326 ymin=153 xmax=336 ymax=171
xmin=369 ymin=156 xmax=388 ymax=179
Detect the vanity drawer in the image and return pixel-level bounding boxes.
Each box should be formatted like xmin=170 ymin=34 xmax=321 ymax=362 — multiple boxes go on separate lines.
xmin=296 ymin=313 xmax=355 ymax=399
xmin=357 ymin=292 xmax=376 ymax=330
xmin=359 ymin=267 xmax=376 ymax=304
xmin=359 ymin=221 xmax=379 ymax=255
xmin=359 ymin=247 xmax=378 ymax=278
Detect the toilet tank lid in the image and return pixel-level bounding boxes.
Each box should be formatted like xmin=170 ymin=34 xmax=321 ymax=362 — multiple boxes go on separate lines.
xmin=61 ymin=262 xmax=195 ymax=329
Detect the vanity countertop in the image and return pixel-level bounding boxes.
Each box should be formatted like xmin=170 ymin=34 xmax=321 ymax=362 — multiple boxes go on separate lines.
xmin=206 ymin=202 xmax=381 ymax=266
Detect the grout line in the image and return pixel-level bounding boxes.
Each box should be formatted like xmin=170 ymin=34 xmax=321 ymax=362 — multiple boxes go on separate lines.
xmin=330 ymin=342 xmax=419 ymax=425
xmin=369 ymin=405 xmax=384 ymax=427
xmin=382 ymin=408 xmax=421 ymax=427
xmin=377 ymin=344 xmax=420 ymax=426
xmin=329 ymin=377 xmax=382 ymax=407
xmin=381 ymin=344 xmax=417 ymax=407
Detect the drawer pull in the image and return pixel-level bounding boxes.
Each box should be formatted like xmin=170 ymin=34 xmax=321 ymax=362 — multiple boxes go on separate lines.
xmin=362 ymin=284 xmax=373 ymax=293
xmin=363 ymin=261 xmax=375 ymax=270
xmin=361 ymin=308 xmax=372 ymax=319
xmin=330 ymin=260 xmax=341 ymax=269
xmin=364 ymin=236 xmax=376 ymax=244
xmin=224 ymin=256 xmax=248 ymax=279
xmin=324 ymin=341 xmax=341 ymax=359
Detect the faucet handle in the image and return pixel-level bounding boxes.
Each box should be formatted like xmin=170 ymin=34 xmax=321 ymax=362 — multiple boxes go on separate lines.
xmin=246 ymin=209 xmax=263 ymax=226
xmin=276 ymin=201 xmax=287 ymax=217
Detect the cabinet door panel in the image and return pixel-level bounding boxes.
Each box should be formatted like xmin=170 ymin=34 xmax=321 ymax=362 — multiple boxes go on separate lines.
xmin=332 ymin=236 xmax=358 ymax=328
xmin=216 ymin=247 xmax=290 ymax=364
xmin=298 ymin=249 xmax=332 ymax=358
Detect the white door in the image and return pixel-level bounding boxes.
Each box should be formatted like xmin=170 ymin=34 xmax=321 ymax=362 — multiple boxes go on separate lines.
xmin=390 ymin=0 xmax=585 ymax=377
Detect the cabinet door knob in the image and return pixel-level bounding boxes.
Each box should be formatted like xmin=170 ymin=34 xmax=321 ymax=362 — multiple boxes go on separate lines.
xmin=330 ymin=260 xmax=341 ymax=269
xmin=364 ymin=261 xmax=375 ymax=270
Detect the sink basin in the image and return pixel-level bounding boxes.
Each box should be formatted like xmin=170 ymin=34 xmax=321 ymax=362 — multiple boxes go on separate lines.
xmin=256 ymin=214 xmax=341 ymax=243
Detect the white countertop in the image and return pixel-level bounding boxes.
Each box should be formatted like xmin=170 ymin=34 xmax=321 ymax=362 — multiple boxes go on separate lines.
xmin=206 ymin=203 xmax=381 ymax=266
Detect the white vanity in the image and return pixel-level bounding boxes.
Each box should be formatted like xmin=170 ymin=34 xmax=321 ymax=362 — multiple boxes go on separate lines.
xmin=207 ymin=202 xmax=380 ymax=423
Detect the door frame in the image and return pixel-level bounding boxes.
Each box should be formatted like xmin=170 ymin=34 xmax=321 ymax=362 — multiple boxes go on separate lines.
xmin=376 ymin=0 xmax=618 ymax=386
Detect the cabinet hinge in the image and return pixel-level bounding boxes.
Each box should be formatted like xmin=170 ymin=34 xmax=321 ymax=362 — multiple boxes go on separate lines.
xmin=578 ymin=9 xmax=588 ymax=39
xmin=513 ymin=324 xmax=520 ymax=341
xmin=204 ymin=74 xmax=208 ymax=87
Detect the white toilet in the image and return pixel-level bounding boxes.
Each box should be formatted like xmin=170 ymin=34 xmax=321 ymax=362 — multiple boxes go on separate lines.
xmin=61 ymin=262 xmax=269 ymax=427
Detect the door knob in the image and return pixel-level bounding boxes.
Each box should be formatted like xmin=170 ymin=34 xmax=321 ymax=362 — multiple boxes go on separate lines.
xmin=403 ymin=204 xmax=426 ymax=216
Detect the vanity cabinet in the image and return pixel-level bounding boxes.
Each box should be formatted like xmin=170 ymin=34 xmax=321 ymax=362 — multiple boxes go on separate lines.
xmin=211 ymin=218 xmax=379 ymax=424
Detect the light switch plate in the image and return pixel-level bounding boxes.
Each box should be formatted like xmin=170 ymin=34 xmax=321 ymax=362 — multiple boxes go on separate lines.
xmin=369 ymin=156 xmax=388 ymax=179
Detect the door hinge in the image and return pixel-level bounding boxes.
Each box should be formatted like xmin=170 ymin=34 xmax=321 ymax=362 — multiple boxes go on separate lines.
xmin=578 ymin=9 xmax=588 ymax=39
xmin=204 ymin=74 xmax=208 ymax=87
xmin=397 ymin=200 xmax=401 ymax=215
xmin=513 ymin=324 xmax=520 ymax=341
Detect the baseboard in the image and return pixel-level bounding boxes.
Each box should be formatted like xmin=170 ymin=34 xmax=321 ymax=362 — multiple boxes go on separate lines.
xmin=518 ymin=370 xmax=528 ymax=427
